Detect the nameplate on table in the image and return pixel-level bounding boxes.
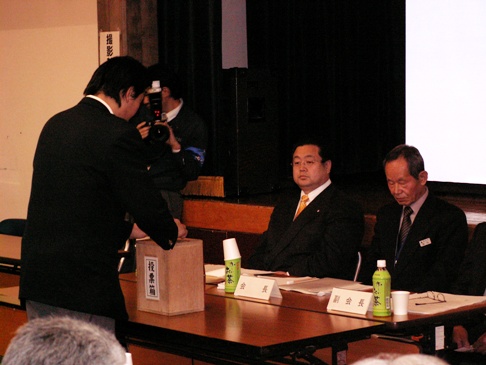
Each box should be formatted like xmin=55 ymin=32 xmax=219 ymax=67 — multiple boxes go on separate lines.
xmin=327 ymin=288 xmax=373 ymax=315
xmin=234 ymin=276 xmax=282 ymax=300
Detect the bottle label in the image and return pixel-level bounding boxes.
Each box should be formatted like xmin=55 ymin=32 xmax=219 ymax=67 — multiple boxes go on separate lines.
xmin=224 ymin=258 xmax=241 ymax=293
xmin=372 ymin=270 xmax=391 ymax=316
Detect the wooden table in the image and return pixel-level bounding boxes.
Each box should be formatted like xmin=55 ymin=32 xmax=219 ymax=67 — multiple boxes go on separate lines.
xmin=205 ymin=285 xmax=486 ymax=330
xmin=3 ymin=236 xmax=484 ymax=364
xmin=119 ymin=277 xmax=384 ymax=364
xmin=204 ymin=284 xmax=486 ymax=355
xmin=0 ymin=275 xmax=383 ymax=365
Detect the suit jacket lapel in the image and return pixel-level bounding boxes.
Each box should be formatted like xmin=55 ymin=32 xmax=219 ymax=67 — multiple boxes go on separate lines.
xmin=268 ymin=185 xmax=334 ymax=259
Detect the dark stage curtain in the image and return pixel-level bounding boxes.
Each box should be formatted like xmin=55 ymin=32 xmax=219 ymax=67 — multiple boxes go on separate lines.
xmin=156 ymin=0 xmax=222 ymax=175
xmin=246 ymin=0 xmax=405 ymax=178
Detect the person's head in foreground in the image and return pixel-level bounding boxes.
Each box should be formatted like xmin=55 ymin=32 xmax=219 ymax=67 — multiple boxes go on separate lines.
xmin=2 ymin=316 xmax=126 ymax=365
xmin=352 ymin=353 xmax=449 ymax=365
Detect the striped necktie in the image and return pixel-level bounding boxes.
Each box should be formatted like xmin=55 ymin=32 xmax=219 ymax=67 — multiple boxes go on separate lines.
xmin=294 ymin=195 xmax=309 ymax=220
xmin=398 ymin=206 xmax=413 ymax=249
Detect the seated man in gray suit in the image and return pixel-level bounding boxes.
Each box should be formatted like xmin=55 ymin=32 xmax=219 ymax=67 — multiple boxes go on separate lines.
xmin=248 ymin=137 xmax=364 ymax=280
xmin=359 ymin=144 xmax=468 ymax=292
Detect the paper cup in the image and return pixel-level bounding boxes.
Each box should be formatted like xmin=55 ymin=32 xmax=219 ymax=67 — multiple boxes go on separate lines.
xmin=392 ymin=290 xmax=410 ymax=315
xmin=223 ymin=238 xmax=241 ymax=260
xmin=125 ymin=353 xmax=133 ymax=365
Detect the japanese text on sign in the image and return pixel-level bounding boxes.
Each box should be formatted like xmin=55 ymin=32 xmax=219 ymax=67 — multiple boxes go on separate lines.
xmin=99 ymin=31 xmax=120 ymax=64
xmin=144 ymin=256 xmax=160 ymax=300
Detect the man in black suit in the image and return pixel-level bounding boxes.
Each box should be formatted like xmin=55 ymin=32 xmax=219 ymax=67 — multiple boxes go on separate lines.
xmin=248 ymin=138 xmax=364 ymax=279
xmin=20 ymin=57 xmax=187 ymax=336
xmin=359 ymin=145 xmax=468 ymax=292
xmin=448 ymin=222 xmax=486 ymax=362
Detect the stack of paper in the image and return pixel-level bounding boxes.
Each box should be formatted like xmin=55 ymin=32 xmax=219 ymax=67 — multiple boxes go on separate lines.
xmin=279 ymin=277 xmax=371 ymax=296
xmin=205 ymin=265 xmax=372 ymax=296
xmin=255 ymin=273 xmax=317 ymax=286
xmin=204 ymin=264 xmax=273 ymax=284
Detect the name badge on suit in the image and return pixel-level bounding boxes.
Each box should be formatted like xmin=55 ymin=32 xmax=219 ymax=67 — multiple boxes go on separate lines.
xmin=419 ymin=238 xmax=432 ymax=247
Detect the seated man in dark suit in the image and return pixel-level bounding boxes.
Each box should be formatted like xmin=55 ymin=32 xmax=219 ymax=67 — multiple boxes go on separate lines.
xmin=248 ymin=137 xmax=364 ymax=279
xmin=446 ymin=222 xmax=486 ymax=363
xmin=359 ymin=144 xmax=468 ymax=292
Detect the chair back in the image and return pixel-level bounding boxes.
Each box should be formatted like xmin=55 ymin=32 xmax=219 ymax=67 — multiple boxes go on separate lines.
xmin=354 ymin=251 xmax=362 ymax=281
xmin=0 ymin=218 xmax=26 ymax=237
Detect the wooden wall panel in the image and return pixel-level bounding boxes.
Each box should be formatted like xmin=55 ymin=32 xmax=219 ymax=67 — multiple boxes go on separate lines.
xmin=183 ymin=199 xmax=274 ymax=234
xmin=97 ymin=0 xmax=158 ymax=66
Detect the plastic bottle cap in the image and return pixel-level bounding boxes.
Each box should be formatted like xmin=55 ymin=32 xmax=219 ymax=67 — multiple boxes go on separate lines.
xmin=152 ymin=80 xmax=161 ymax=88
xmin=377 ymin=260 xmax=387 ymax=268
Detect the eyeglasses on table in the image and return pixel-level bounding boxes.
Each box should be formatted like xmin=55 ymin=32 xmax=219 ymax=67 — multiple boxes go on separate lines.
xmin=412 ymin=291 xmax=446 ymax=306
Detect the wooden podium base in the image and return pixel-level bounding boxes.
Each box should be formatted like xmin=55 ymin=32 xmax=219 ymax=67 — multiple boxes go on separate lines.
xmin=136 ymin=238 xmax=205 ymax=316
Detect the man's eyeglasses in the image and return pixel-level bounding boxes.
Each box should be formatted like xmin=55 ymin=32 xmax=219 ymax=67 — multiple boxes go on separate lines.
xmin=291 ymin=159 xmax=324 ymax=168
xmin=413 ymin=291 xmax=446 ymax=306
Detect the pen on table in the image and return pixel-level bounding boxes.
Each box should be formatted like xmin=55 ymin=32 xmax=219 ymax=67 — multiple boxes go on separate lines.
xmin=256 ymin=272 xmax=290 ymax=277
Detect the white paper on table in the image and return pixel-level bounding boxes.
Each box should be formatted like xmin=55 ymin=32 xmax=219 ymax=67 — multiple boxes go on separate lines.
xmin=408 ymin=292 xmax=486 ymax=314
xmin=279 ymin=277 xmax=372 ymax=296
xmin=204 ymin=264 xmax=273 ymax=284
xmin=256 ymin=274 xmax=318 ymax=286
xmin=205 ymin=264 xmax=226 ymax=279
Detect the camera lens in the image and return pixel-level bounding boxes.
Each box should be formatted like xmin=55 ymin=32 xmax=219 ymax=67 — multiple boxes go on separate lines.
xmin=150 ymin=124 xmax=170 ymax=143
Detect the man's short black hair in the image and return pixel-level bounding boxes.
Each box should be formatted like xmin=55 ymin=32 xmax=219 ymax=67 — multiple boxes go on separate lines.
xmin=147 ymin=64 xmax=184 ymax=100
xmin=291 ymin=137 xmax=332 ymax=163
xmin=84 ymin=56 xmax=149 ymax=106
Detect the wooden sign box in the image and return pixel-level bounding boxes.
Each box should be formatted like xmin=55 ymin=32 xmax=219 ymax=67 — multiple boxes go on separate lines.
xmin=136 ymin=238 xmax=205 ymax=316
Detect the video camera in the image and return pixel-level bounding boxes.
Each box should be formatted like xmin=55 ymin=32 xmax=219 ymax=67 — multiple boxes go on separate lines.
xmin=145 ymin=81 xmax=170 ymax=143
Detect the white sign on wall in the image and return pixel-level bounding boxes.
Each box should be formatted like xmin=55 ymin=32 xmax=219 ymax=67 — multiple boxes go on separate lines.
xmin=99 ymin=31 xmax=120 ymax=64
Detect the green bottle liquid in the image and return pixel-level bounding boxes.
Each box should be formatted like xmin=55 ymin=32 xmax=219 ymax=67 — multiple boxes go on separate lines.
xmin=372 ymin=260 xmax=391 ymax=316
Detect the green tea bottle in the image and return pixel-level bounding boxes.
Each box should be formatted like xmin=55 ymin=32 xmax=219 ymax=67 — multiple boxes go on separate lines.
xmin=372 ymin=259 xmax=391 ymax=316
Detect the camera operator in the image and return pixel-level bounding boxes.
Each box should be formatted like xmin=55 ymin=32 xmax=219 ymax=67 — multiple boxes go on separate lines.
xmin=131 ymin=64 xmax=208 ymax=220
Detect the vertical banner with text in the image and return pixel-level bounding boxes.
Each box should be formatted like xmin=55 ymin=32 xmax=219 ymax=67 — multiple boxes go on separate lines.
xmin=99 ymin=31 xmax=120 ymax=64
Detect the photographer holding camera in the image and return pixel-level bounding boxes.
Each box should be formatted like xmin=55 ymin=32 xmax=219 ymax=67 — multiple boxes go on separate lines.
xmin=132 ymin=64 xmax=208 ymax=220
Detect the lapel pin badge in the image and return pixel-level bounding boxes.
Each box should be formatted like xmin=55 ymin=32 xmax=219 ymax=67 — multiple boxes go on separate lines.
xmin=419 ymin=238 xmax=432 ymax=247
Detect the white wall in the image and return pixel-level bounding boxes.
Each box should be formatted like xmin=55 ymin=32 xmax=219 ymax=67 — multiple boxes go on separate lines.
xmin=0 ymin=0 xmax=99 ymax=220
xmin=0 ymin=0 xmax=249 ymax=221
xmin=406 ymin=0 xmax=486 ymax=185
